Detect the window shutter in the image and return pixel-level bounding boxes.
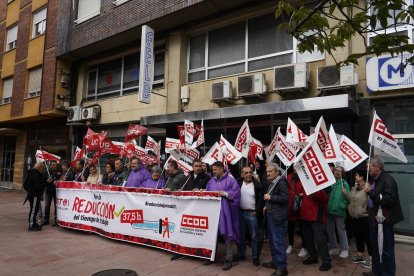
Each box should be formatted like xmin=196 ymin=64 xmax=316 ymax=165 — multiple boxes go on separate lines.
xmin=33 ymin=8 xmax=47 ymax=24
xmin=3 ymin=78 xmax=13 ymax=99
xmin=78 ymin=0 xmax=101 ymax=20
xmin=28 ymin=68 xmax=42 ymax=94
xmin=6 ymin=25 xmax=18 ymax=44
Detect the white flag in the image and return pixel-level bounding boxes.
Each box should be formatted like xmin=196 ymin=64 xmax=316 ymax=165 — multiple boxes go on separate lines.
xmin=264 ymin=132 xmax=280 ymax=162
xmin=286 ymin=117 xmax=308 ymax=147
xmin=164 ymin=155 xmax=193 ymax=175
xmin=184 ymin=120 xmax=194 ymax=147
xmin=145 ymin=136 xmax=159 ymax=153
xmin=339 ymin=135 xmax=368 ymax=171
xmin=234 ymin=119 xmax=251 ymax=158
xmin=220 ymin=135 xmax=243 ymax=165
xmin=324 ymin=125 xmax=343 ymax=163
xmin=275 ymin=128 xmax=297 ymax=167
xmin=368 ymin=112 xmax=407 ymax=163
xmin=202 ymin=142 xmax=223 ymax=165
xmin=191 ymin=119 xmax=204 ymax=148
xmin=165 ymin=137 xmax=180 ymax=153
xmin=293 ymin=137 xmax=336 ymax=195
xmin=312 ymin=116 xmax=329 ymax=154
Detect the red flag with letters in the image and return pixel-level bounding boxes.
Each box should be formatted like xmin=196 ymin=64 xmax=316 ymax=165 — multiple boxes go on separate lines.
xmin=125 ymin=124 xmax=147 ymax=143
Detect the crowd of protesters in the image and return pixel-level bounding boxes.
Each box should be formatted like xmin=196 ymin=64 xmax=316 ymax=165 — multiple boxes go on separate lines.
xmin=25 ymin=155 xmax=403 ymax=276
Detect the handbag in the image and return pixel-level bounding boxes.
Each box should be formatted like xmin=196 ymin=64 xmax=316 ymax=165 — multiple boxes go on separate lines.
xmin=292 ymin=195 xmax=302 ymax=213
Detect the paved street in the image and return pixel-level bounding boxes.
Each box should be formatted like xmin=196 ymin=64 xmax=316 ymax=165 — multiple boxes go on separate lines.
xmin=1 ymin=188 xmax=412 ymax=276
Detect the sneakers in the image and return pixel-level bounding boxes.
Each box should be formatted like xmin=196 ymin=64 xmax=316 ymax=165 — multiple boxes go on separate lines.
xmin=222 ymin=260 xmax=232 ymax=271
xmin=339 ymin=250 xmax=349 ymax=258
xmin=360 ymin=259 xmax=372 ymax=269
xmin=351 ymin=255 xmax=365 ymax=263
xmin=286 ymin=245 xmax=293 ymax=254
xmin=329 ymin=248 xmax=339 ymax=255
xmin=298 ymin=248 xmax=308 ymax=258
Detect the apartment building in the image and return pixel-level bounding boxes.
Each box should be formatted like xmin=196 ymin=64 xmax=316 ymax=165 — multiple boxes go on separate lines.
xmin=57 ymin=0 xmax=414 ymax=234
xmin=0 ymin=0 xmax=69 ymax=189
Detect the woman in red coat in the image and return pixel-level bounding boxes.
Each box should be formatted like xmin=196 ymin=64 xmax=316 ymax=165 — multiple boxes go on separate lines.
xmin=286 ymin=170 xmax=307 ymax=257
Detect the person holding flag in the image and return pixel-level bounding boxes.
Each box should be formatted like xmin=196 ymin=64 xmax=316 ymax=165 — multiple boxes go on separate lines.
xmin=262 ymin=163 xmax=289 ymax=276
xmin=42 ymin=160 xmax=62 ymax=226
xmin=363 ymin=157 xmax=404 ymax=276
xmin=326 ymin=166 xmax=350 ymax=259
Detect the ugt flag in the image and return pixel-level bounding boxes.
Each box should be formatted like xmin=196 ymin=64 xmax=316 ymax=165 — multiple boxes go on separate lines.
xmin=368 ymin=112 xmax=407 ymax=163
xmin=36 ymin=150 xmax=61 ymax=163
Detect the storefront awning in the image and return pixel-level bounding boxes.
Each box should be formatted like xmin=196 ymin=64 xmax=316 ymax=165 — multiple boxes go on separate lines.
xmin=141 ymin=94 xmax=360 ymax=126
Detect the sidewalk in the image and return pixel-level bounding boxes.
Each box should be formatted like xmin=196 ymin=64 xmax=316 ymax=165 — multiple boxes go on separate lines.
xmin=0 ymin=188 xmax=412 ymax=276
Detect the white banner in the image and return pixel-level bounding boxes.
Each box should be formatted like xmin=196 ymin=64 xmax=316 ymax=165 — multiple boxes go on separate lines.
xmin=368 ymin=112 xmax=407 ymax=163
xmin=56 ymin=182 xmax=221 ymax=260
xmin=138 ymin=25 xmax=154 ymax=104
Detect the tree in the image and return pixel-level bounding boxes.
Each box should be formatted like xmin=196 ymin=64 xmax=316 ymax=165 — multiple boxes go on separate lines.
xmin=276 ymin=0 xmax=414 ymax=70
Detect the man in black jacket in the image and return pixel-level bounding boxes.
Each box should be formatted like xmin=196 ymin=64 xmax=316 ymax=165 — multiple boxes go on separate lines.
xmin=363 ymin=156 xmax=404 ymax=276
xmin=234 ymin=165 xmax=264 ymax=266
xmin=164 ymin=160 xmax=186 ymax=191
xmin=184 ymin=159 xmax=210 ymax=191
xmin=26 ymin=162 xmax=47 ymax=231
xmin=42 ymin=160 xmax=62 ymax=226
xmin=262 ymin=163 xmax=289 ymax=276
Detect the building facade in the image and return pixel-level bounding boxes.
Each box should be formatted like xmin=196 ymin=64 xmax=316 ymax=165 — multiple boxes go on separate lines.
xmin=57 ymin=0 xmax=414 ymax=234
xmin=0 ymin=0 xmax=69 ymax=189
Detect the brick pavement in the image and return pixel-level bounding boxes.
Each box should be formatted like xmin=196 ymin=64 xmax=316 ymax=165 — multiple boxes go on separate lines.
xmin=0 ymin=188 xmax=412 ymax=276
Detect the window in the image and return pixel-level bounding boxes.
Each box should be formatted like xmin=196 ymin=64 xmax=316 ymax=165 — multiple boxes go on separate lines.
xmin=187 ymin=13 xmax=324 ymax=82
xmin=32 ymin=8 xmax=47 ymax=38
xmin=368 ymin=0 xmax=414 ymax=45
xmin=28 ymin=68 xmax=42 ymax=97
xmin=76 ymin=0 xmax=101 ymax=24
xmin=86 ymin=51 xmax=165 ymax=101
xmin=2 ymin=78 xmax=13 ymax=104
xmin=6 ymin=25 xmax=18 ymax=51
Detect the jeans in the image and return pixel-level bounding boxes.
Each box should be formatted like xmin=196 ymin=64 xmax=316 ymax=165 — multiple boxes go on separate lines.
xmin=237 ymin=210 xmax=258 ymax=259
xmin=370 ymin=212 xmax=396 ymax=276
xmin=327 ymin=213 xmax=349 ymax=250
xmin=44 ymin=185 xmax=56 ymax=222
xmin=266 ymin=213 xmax=287 ymax=270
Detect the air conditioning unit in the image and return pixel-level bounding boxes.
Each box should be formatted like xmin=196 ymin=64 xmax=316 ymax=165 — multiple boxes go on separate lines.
xmin=67 ymin=106 xmax=81 ymax=122
xmin=81 ymin=107 xmax=100 ymax=121
xmin=211 ymin=80 xmax=232 ymax=102
xmin=237 ymin=73 xmax=267 ymax=97
xmin=273 ymin=63 xmax=309 ymax=93
xmin=317 ymin=65 xmax=358 ymax=90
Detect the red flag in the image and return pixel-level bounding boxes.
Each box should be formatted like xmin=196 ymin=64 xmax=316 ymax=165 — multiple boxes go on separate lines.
xmin=70 ymin=147 xmax=85 ymax=168
xmin=35 ymin=150 xmax=61 ymax=163
xmin=177 ymin=125 xmax=185 ymax=148
xmin=88 ymin=152 xmax=100 ymax=166
xmin=97 ymin=137 xmax=121 ymax=156
xmin=125 ymin=124 xmax=147 ymax=143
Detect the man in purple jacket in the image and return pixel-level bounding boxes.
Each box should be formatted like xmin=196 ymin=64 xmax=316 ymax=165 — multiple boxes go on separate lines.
xmin=205 ymin=161 xmax=241 ymax=271
xmin=125 ymin=158 xmax=151 ymax=187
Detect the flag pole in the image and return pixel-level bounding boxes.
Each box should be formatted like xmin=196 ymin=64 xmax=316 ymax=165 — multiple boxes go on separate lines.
xmin=179 ymin=174 xmax=191 ymax=191
xmin=366 ymin=144 xmax=372 ymax=184
xmin=44 ymin=161 xmax=51 ymax=178
xmin=156 ymin=167 xmax=166 ymax=189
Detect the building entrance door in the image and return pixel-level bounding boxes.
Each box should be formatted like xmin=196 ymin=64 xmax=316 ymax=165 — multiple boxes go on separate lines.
xmin=377 ymin=134 xmax=414 ymax=235
xmin=0 ymin=136 xmax=16 ymax=189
